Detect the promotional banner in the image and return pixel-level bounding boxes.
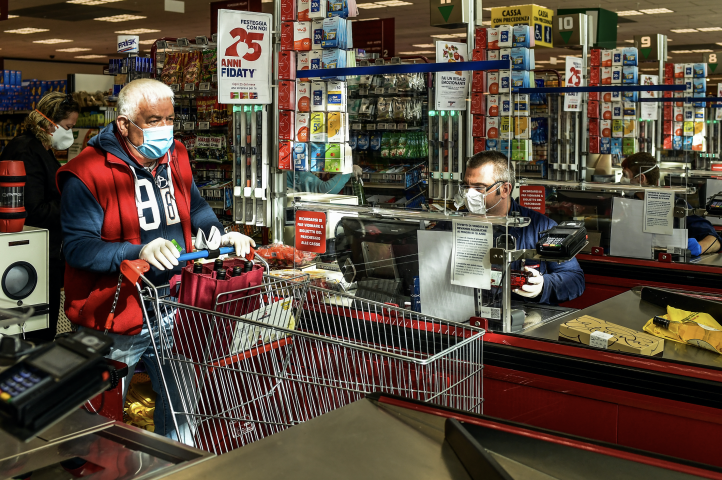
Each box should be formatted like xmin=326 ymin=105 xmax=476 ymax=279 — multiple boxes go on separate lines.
xmin=490 ymin=4 xmax=553 ymax=47
xmin=217 ymin=9 xmax=272 ymax=104
xmin=563 ymin=56 xmax=583 ymax=111
xmin=640 ymin=74 xmax=658 ymax=121
xmin=435 ymin=41 xmax=469 ymax=111
xmin=717 ymin=83 xmax=722 ymax=121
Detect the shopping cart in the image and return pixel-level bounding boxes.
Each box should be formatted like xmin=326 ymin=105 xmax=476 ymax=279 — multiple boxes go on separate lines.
xmin=129 ymin=255 xmax=484 ymax=455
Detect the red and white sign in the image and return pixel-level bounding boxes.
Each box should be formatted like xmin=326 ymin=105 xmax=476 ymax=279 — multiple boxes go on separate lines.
xmin=519 ymin=185 xmax=546 ymax=215
xmin=563 ymin=56 xmax=583 ymax=112
xmin=295 ymin=210 xmax=326 ymax=253
xmin=217 ymin=9 xmax=272 ymax=104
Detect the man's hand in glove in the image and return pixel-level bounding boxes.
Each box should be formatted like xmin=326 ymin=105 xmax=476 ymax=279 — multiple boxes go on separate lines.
xmin=688 ymin=238 xmax=702 ymax=257
xmin=140 ymin=238 xmax=180 ymax=271
xmin=513 ymin=266 xmax=544 ymax=298
xmin=221 ymin=231 xmax=256 ymax=257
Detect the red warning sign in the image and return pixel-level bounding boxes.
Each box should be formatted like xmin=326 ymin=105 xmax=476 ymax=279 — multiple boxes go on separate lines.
xmin=519 ymin=185 xmax=546 ymax=214
xmin=295 ymin=210 xmax=326 ymax=253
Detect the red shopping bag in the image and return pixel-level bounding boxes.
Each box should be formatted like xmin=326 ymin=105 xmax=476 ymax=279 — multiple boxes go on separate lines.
xmin=172 ymin=259 xmax=264 ymax=362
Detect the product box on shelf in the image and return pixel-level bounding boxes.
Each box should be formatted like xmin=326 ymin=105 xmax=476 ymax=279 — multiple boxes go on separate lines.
xmin=298 ymin=0 xmax=310 ymax=21
xmin=589 ymin=67 xmax=600 ymax=86
xmin=674 ymin=64 xmax=684 ymax=78
xmin=327 ymin=112 xmax=346 ymax=142
xmin=612 ymin=119 xmax=623 ymax=138
xmin=623 ymin=102 xmax=636 ymax=118
xmin=591 ymin=49 xmax=601 ymax=67
xmin=514 ymin=117 xmax=530 ymax=139
xmin=281 ymin=0 xmax=296 ymax=21
xmin=309 ymin=0 xmax=326 ymax=18
xmin=471 ymin=93 xmax=486 ymax=114
xmin=499 ymin=94 xmax=511 ymax=116
xmin=322 ymin=49 xmax=346 ymax=78
xmin=611 ymin=138 xmax=622 ymax=155
xmin=515 ymin=94 xmax=529 ymax=116
xmin=498 ymin=25 xmax=513 ymax=48
xmin=487 ymin=50 xmax=500 ymax=62
xmin=499 ymin=70 xmax=511 ymax=93
xmin=500 ymin=116 xmax=512 ymax=140
xmin=510 ymin=48 xmax=532 ymax=71
xmin=487 ymin=27 xmax=500 ymax=49
xmin=622 ymin=91 xmax=638 ymax=102
xmin=475 ymin=27 xmax=488 ymax=49
xmin=499 ymin=48 xmax=510 ymax=62
xmin=512 ymin=25 xmax=532 ymax=48
xmin=694 ymin=78 xmax=706 ymax=96
xmin=296 ymin=112 xmax=310 ymax=142
xmin=322 ymin=17 xmax=348 ymax=49
xmin=623 ymin=119 xmax=636 ymax=138
xmin=601 ymin=50 xmax=612 ymax=67
xmin=612 ymin=49 xmax=623 ymax=66
xmin=298 ymin=52 xmax=311 ymax=70
xmin=683 ymin=121 xmax=693 ymax=136
xmin=310 ymin=112 xmax=327 ymax=142
xmin=281 ymin=22 xmax=295 ymax=51
xmin=486 ymin=138 xmax=499 ymax=151
xmin=279 ymin=110 xmax=295 ymax=140
xmin=279 ymin=80 xmax=296 ymax=110
xmin=601 ymin=102 xmax=613 ymax=119
xmin=587 ymin=100 xmax=599 ymax=118
xmin=589 ymin=136 xmax=600 ymax=154
xmin=622 ymin=138 xmax=637 ymax=155
xmin=487 ymin=95 xmax=499 ymax=116
xmin=486 ymin=117 xmax=499 ymax=138
xmin=279 ymin=141 xmax=293 ymax=170
xmin=600 ymin=120 xmax=612 ymax=137
xmin=673 ymin=121 xmax=683 ymax=136
xmin=611 ymin=66 xmax=622 ymax=84
xmin=663 ymin=134 xmax=673 ymax=150
xmin=473 ymin=137 xmax=486 ymax=154
xmin=295 ymin=22 xmax=312 ymax=50
xmin=312 ymin=19 xmax=325 ymax=50
xmin=279 ymin=51 xmax=297 ymax=80
xmin=326 ymin=80 xmax=346 ymax=111
xmin=309 ymin=143 xmax=325 ymax=171
xmin=487 ymin=71 xmax=500 ymax=94
xmin=472 ymin=115 xmax=486 ymax=137
xmin=664 ymin=63 xmax=674 ymax=79
xmin=663 ymin=103 xmax=672 ymax=119
xmin=622 ymin=47 xmax=637 ymax=66
xmin=684 ymin=63 xmax=694 ymax=77
xmin=472 ymin=49 xmax=486 ymax=61
xmin=693 ymin=133 xmax=705 ymax=151
xmin=694 ymin=63 xmax=707 ymax=78
xmin=296 ymin=81 xmax=311 ymax=111
xmin=311 ymin=81 xmax=327 ymax=111
xmin=601 ymin=67 xmax=612 ymax=85
xmin=600 ymin=137 xmax=611 ymax=154
xmin=683 ymin=106 xmax=693 ymax=121
xmin=589 ymin=91 xmax=600 ymax=101
xmin=472 ymin=71 xmax=486 ymax=93
xmin=511 ymin=71 xmax=532 ymax=89
xmin=294 ymin=142 xmax=309 ymax=171
xmin=622 ymin=66 xmax=637 ymax=84
xmin=589 ymin=118 xmax=599 ymax=136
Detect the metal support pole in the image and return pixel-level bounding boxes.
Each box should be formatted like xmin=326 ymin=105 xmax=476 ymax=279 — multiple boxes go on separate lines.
xmin=502 ymin=250 xmax=512 ymax=332
xmin=465 ymin=0 xmax=475 ymax=161
xmin=271 ymin=0 xmax=285 ymax=243
xmin=579 ymin=14 xmax=589 ymax=183
xmin=655 ymin=35 xmax=667 ymax=172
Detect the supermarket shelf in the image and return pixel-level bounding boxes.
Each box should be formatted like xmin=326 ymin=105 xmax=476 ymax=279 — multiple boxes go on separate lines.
xmin=204 ymin=200 xmax=226 ymax=208
xmin=363 ymin=179 xmax=424 ymax=190
xmin=520 ymin=178 xmax=696 ymax=194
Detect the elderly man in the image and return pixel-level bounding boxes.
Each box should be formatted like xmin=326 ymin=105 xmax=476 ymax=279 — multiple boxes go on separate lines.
xmin=454 ymin=151 xmax=585 ymax=304
xmin=56 ymin=78 xmax=254 ymax=438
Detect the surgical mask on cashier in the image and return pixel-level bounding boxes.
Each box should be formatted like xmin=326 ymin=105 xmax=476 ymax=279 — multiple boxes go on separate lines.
xmin=50 ymin=124 xmax=74 ymax=150
xmin=620 ymin=175 xmax=631 ymax=184
xmin=126 ymin=118 xmax=174 ymax=159
xmin=465 ymin=182 xmax=503 ymax=215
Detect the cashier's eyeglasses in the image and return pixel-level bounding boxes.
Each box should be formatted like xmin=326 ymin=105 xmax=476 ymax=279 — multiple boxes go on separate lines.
xmin=459 ymin=181 xmax=505 ymax=196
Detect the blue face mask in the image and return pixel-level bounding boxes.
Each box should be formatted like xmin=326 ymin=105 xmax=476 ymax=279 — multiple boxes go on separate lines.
xmin=127 ymin=118 xmax=174 ymax=159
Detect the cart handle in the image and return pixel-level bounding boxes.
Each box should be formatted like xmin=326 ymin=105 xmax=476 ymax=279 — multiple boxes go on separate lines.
xmin=177 ymin=246 xmax=255 ymax=263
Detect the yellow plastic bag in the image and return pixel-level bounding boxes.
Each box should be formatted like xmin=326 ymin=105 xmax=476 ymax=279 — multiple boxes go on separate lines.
xmin=643 ymin=306 xmax=722 ymax=354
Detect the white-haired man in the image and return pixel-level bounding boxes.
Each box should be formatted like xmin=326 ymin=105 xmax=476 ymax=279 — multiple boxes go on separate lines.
xmin=56 ymin=79 xmax=253 ymax=438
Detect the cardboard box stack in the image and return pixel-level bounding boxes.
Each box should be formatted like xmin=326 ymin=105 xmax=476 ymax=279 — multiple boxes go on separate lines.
xmin=662 ymin=61 xmax=708 ymax=151
xmin=278 ymin=0 xmax=357 ymax=174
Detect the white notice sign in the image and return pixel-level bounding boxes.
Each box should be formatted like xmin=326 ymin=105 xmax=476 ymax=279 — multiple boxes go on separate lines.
xmin=451 ymin=220 xmax=492 ymax=289
xmin=640 ymin=74 xmax=658 ymax=121
xmin=217 ymin=9 xmax=272 ymax=104
xmin=563 ymin=56 xmax=583 ymax=112
xmin=644 ymin=189 xmax=674 ymax=235
xmin=435 ymin=41 xmax=469 ymax=111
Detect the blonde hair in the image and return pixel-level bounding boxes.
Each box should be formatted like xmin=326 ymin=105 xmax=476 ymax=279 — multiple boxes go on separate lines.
xmin=117 ymin=79 xmax=174 ymax=120
xmin=23 ymin=92 xmax=80 ymax=147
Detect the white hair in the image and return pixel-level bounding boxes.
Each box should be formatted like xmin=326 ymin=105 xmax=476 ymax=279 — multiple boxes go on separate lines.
xmin=117 ymin=78 xmax=174 ymax=120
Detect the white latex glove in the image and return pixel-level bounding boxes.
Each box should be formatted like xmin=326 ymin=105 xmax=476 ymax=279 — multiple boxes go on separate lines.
xmin=353 ymin=165 xmax=363 ymax=180
xmin=221 ymin=231 xmax=256 ymax=257
xmin=513 ymin=266 xmax=544 ymax=298
xmin=194 ymin=226 xmax=222 ymax=251
xmin=140 ymin=238 xmax=180 ymax=271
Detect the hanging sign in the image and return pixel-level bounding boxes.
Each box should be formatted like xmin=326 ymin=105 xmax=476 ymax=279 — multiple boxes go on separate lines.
xmin=295 ymin=210 xmax=327 ymax=253
xmin=519 ymin=185 xmax=546 ymax=214
xmin=217 ymin=9 xmax=272 ymax=104
xmin=490 ymin=4 xmax=553 ymax=48
xmin=640 ymin=74 xmax=658 ymax=121
xmin=563 ymin=56 xmax=583 ymax=112
xmin=435 ymin=41 xmax=468 ymax=111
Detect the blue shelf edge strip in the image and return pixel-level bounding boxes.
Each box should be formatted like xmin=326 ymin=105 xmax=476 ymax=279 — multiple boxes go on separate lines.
xmin=514 ymin=85 xmax=686 ymax=94
xmin=295 ymin=60 xmax=509 ymax=79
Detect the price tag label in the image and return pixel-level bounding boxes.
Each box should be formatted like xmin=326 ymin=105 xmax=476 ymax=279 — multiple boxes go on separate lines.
xmin=366 ymin=124 xmax=376 ymax=130
xmin=198 ymin=121 xmax=210 ymax=130
xmin=478 ymin=307 xmax=501 ymax=320
xmin=212 ymin=74 xmax=218 ymax=83
xmin=121 ymin=66 xmax=128 ymax=74
xmin=397 ymin=123 xmax=408 ymax=130
xmin=359 ymin=87 xmax=368 ymax=96
xmin=183 ymin=121 xmax=195 ymax=131
xmin=173 ymin=121 xmax=181 ymax=130
xmin=386 ymin=87 xmax=398 ymax=94
xmin=351 ymin=123 xmax=362 ymax=130
xmin=377 ymin=123 xmax=387 ymax=129
xmin=589 ymin=330 xmax=613 ymax=349
xmin=387 ymin=123 xmax=396 ymax=130
xmin=375 ymin=87 xmax=384 ymax=94
xmin=184 ymin=83 xmax=195 ymax=92
xmin=170 ymin=84 xmax=180 ymax=92
xmin=199 ymin=82 xmax=211 ymax=91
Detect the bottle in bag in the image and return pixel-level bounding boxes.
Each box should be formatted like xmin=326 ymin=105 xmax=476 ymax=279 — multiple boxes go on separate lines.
xmin=217 ymin=268 xmax=227 ymax=280
xmin=233 ymin=266 xmax=243 ymax=277
xmin=214 ymin=258 xmax=224 ymax=271
xmin=193 ymin=262 xmax=203 ymax=274
xmin=243 ymin=261 xmax=253 ymax=272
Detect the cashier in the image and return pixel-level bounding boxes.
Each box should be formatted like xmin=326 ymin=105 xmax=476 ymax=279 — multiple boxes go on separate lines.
xmin=456 ymin=151 xmax=585 ymax=304
xmin=621 ymin=153 xmax=721 ymax=256
xmin=287 ymin=167 xmax=362 ymax=194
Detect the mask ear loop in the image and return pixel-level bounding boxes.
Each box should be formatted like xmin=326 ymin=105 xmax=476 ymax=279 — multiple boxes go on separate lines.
xmin=634 ymin=164 xmax=658 ymax=186
xmin=33 ymin=109 xmax=59 ymax=131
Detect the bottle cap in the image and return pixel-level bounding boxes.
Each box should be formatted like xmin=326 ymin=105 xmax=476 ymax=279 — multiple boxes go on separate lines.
xmin=217 ymin=268 xmax=227 ymax=280
xmin=233 ymin=266 xmax=243 ymax=277
xmin=244 ymin=261 xmax=253 ymax=272
xmin=214 ymin=258 xmax=224 ymax=270
xmin=193 ymin=262 xmax=203 ymax=274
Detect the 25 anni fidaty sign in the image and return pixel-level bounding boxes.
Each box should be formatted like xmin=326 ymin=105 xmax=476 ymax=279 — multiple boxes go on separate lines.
xmin=217 ymin=9 xmax=273 ymax=104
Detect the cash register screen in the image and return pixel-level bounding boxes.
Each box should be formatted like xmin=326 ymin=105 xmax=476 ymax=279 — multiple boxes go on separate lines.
xmin=30 ymin=347 xmax=85 ymax=378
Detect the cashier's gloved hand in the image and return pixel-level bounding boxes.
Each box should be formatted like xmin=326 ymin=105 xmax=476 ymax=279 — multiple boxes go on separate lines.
xmin=140 ymin=238 xmax=180 ymax=271
xmin=221 ymin=231 xmax=256 ymax=258
xmin=688 ymin=238 xmax=702 ymax=257
xmin=353 ymin=165 xmax=363 ymax=180
xmin=513 ymin=266 xmax=544 ymax=298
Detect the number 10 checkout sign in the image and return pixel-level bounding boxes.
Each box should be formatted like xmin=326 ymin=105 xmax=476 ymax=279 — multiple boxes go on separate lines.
xmin=217 ymin=9 xmax=273 ymax=104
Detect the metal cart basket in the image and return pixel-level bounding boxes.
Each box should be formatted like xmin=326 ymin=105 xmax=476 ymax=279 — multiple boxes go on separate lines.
xmin=135 ymin=264 xmax=484 ymax=455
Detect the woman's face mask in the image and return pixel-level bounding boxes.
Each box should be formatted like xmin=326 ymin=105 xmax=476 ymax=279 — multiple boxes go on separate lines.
xmin=50 ymin=124 xmax=74 ymax=150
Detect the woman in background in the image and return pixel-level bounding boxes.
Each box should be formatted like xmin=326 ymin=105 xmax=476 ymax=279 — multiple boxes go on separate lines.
xmin=0 ymin=92 xmax=79 ymax=343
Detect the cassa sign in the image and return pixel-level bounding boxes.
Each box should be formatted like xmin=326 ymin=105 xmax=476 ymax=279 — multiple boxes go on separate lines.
xmin=217 ymin=9 xmax=272 ymax=104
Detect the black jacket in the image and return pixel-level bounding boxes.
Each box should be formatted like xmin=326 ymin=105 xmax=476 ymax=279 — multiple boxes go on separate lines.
xmin=0 ymin=133 xmax=63 ymax=260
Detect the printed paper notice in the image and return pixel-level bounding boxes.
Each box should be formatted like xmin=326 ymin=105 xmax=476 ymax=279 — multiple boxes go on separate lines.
xmin=451 ymin=220 xmax=492 ymax=289
xmin=563 ymin=57 xmax=583 ymax=112
xmin=640 ymin=74 xmax=659 ymax=121
xmin=435 ymin=41 xmax=468 ymax=111
xmin=643 ymin=189 xmax=674 ymax=235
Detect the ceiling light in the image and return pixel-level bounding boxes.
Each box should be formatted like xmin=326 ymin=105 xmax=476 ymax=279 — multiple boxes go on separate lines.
xmin=7 ymin=15 xmax=18 ymax=18
xmin=670 ymin=28 xmax=697 ymax=33
xmin=483 ymin=4 xmax=545 ymax=9
xmin=399 ymin=51 xmax=435 ymax=54
xmin=115 ymin=28 xmax=160 ymax=34
xmin=413 ymin=43 xmax=434 ymax=48
xmin=75 ymin=54 xmax=107 ymax=59
xmin=431 ymin=33 xmax=465 ymax=39
xmin=56 ymin=47 xmax=92 ymax=52
xmin=624 ymin=39 xmax=634 ymax=43
xmin=639 ymin=8 xmax=674 ymax=14
xmin=356 ymin=3 xmax=385 ymax=8
xmin=94 ymin=14 xmax=146 ymax=22
xmin=697 ymin=27 xmax=722 ymax=32
xmin=4 ymin=28 xmax=49 ymax=34
xmin=692 ymin=49 xmax=713 ymax=52
xmin=33 ymin=38 xmax=73 ymax=44
xmin=357 ymin=17 xmax=380 ymax=20
xmin=671 ymin=50 xmax=693 ymax=53
xmin=139 ymin=39 xmax=157 ymax=44
xmin=616 ymin=10 xmax=643 ymax=16
xmin=481 ymin=20 xmax=491 ymax=26
xmin=68 ymin=0 xmax=124 ymax=4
